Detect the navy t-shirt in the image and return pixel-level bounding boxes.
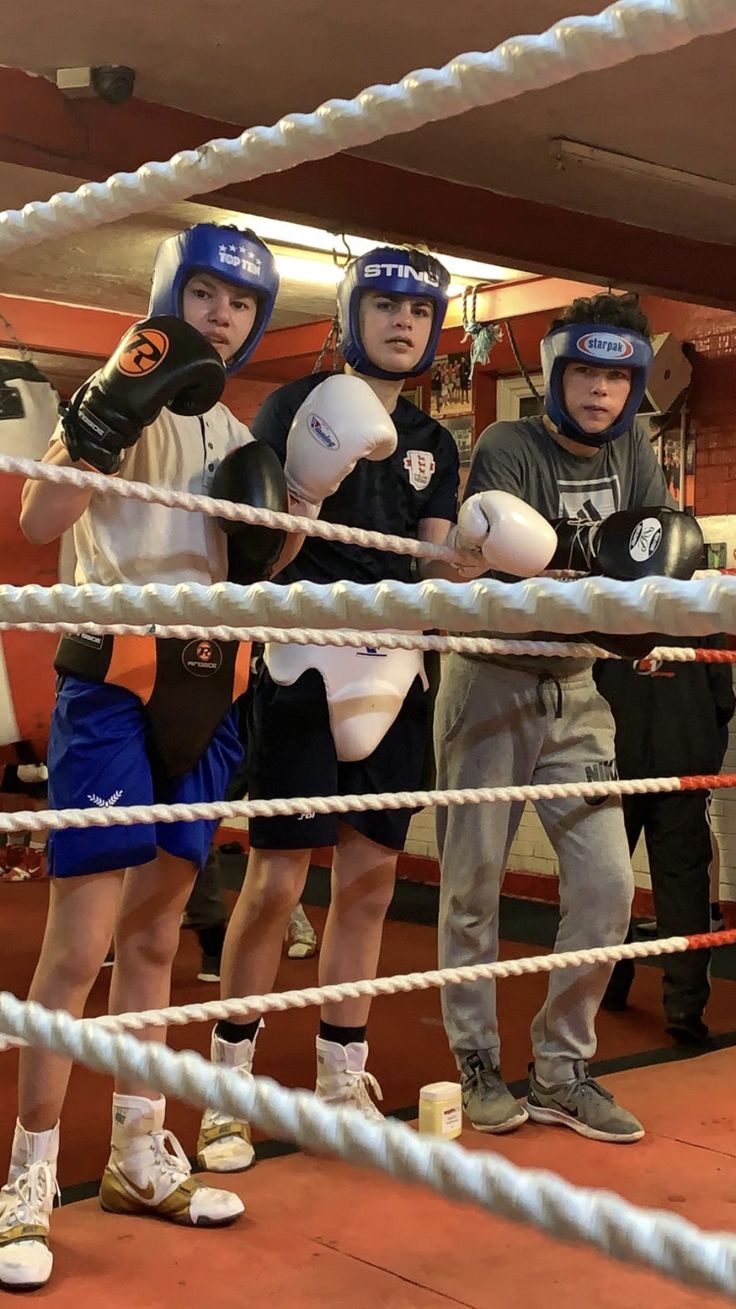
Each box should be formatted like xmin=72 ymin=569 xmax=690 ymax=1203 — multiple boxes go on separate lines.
xmin=251 ymin=371 xmax=459 ymax=585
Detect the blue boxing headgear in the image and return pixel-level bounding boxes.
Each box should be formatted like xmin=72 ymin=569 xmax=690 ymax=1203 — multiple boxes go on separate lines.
xmin=149 ymin=223 xmax=279 ymax=374
xmin=337 ymin=246 xmax=450 ymax=380
xmin=541 ymin=321 xmax=653 ymax=445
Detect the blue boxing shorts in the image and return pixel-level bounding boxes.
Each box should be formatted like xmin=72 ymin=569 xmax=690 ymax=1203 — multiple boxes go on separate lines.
xmin=47 ymin=675 xmax=243 ymax=878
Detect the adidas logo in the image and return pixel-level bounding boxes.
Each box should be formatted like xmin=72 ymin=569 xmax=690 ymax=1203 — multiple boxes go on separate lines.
xmin=87 ymin=789 xmax=124 ymax=808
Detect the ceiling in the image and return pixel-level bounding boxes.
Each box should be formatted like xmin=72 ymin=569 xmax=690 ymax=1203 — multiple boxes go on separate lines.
xmin=0 ymin=0 xmax=735 ymax=349
xmin=4 ymin=1 xmax=735 ymax=238
xmin=0 ymin=174 xmax=370 ymax=327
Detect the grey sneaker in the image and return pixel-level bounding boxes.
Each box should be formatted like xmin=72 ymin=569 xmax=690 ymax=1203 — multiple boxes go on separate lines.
xmin=526 ymin=1062 xmax=644 ymax=1143
xmin=459 ymin=1051 xmax=528 ymax=1134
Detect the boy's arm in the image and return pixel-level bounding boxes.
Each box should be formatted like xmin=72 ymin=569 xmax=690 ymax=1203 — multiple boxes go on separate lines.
xmin=20 ymin=437 xmax=95 ymax=544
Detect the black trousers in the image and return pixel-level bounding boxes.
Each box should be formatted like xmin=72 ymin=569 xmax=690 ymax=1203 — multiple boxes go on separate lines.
xmin=608 ymin=792 xmax=712 ymax=1018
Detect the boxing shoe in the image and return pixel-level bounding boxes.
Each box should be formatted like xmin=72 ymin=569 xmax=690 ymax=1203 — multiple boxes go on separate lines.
xmin=285 ymin=903 xmax=318 ymax=959
xmin=0 ymin=1121 xmax=59 ymax=1291
xmin=197 ymin=1034 xmax=257 ymax=1172
xmin=1 ymin=845 xmax=47 ymax=882
xmin=100 ymin=1094 xmax=243 ymax=1224
xmin=315 ymin=1037 xmax=384 ymax=1121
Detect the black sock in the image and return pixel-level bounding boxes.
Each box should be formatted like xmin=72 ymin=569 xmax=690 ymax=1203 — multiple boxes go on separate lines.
xmin=319 ymin=1020 xmax=367 ymax=1046
xmin=216 ymin=1018 xmax=260 ymax=1045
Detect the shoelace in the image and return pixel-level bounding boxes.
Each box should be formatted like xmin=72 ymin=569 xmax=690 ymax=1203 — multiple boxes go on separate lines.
xmin=0 ymin=1162 xmax=58 ymax=1229
xmin=146 ymin=1130 xmax=192 ymax=1186
xmin=345 ymin=1069 xmax=383 ymax=1111
xmin=574 ymin=1073 xmax=614 ymax=1105
xmin=465 ymin=1066 xmax=504 ymax=1100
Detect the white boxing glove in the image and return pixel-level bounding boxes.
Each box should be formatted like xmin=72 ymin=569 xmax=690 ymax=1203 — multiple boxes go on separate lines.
xmin=450 ymin=490 xmax=557 ymax=577
xmin=285 ymin=375 xmax=397 ymax=517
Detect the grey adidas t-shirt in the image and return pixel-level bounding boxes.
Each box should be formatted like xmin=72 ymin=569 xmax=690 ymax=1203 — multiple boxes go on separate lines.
xmin=464 ymin=416 xmax=672 ymax=674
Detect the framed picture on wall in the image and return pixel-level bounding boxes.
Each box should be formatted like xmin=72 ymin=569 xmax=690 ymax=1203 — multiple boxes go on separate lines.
xmin=430 ymin=352 xmax=473 ymax=419
xmin=706 ymin=541 xmax=727 ymax=569
xmin=649 ymin=413 xmax=695 ymax=511
xmin=661 ymin=431 xmax=695 ymax=509
xmin=441 ymin=414 xmax=473 ymax=468
xmin=402 ymin=385 xmax=424 ymax=411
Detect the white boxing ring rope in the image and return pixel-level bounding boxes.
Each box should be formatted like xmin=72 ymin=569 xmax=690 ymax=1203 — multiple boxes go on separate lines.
xmin=0 ymin=929 xmax=727 ymax=1051
xmin=0 ymin=575 xmax=735 ymax=636
xmin=5 ymin=455 xmax=731 ymax=594
xmin=1 ymin=991 xmax=736 ymax=1299
xmin=0 ymin=770 xmax=732 ymax=835
xmin=0 ymin=1 xmax=733 ymax=256
xmin=0 ymin=453 xmax=474 ymax=568
xmin=0 ymin=618 xmax=730 ymax=665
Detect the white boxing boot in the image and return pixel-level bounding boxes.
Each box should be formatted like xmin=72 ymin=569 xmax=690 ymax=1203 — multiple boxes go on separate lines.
xmin=0 ymin=1120 xmax=59 ymax=1290
xmin=197 ymin=1031 xmax=258 ymax=1172
xmin=100 ymin=1094 xmax=243 ymax=1225
xmin=286 ymin=904 xmax=318 ymax=959
xmin=315 ymin=1038 xmax=384 ymax=1121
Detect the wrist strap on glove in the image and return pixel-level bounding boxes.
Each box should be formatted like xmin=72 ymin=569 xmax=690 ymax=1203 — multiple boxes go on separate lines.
xmin=60 ymin=386 xmax=121 ymax=476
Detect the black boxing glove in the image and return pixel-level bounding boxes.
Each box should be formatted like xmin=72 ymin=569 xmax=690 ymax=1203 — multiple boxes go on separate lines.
xmin=61 ymin=316 xmax=226 ymax=474
xmin=550 ymin=506 xmax=703 ymax=581
xmin=211 ymin=441 xmax=288 ymax=584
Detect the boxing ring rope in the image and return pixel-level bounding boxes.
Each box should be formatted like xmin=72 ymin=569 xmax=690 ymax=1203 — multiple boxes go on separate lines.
xmin=6 ymin=458 xmax=733 ymax=586
xmin=0 ymin=575 xmax=734 ymax=636
xmin=1 ymin=992 xmax=735 ymax=1299
xmin=0 ymin=1 xmax=732 ymax=256
xmin=0 ymin=769 xmax=732 ymax=834
xmin=0 ymin=615 xmax=731 ymax=665
xmin=0 ymin=928 xmax=726 ymax=1053
xmin=0 ymin=454 xmax=474 ymax=568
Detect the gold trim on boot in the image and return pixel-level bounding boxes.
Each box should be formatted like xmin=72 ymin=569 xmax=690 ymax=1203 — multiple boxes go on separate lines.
xmin=100 ymin=1130 xmax=243 ymax=1227
xmin=196 ymin=1120 xmax=254 ymax=1173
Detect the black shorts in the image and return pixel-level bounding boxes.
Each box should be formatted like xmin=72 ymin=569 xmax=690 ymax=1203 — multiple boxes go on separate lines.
xmin=246 ymin=667 xmax=429 ymax=852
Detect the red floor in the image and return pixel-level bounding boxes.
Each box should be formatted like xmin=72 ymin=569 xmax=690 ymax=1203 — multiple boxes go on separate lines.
xmin=15 ymin=1050 xmax=736 ymax=1307
xmin=2 ymin=880 xmax=736 ymax=1188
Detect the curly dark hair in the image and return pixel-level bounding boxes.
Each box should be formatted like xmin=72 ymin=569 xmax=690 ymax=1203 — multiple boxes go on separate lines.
xmin=550 ymin=291 xmax=651 ymax=340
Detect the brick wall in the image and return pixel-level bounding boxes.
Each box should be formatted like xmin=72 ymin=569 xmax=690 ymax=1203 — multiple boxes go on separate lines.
xmin=223 ymin=377 xmax=279 ymax=428
xmin=687 ymin=325 xmax=736 ymax=518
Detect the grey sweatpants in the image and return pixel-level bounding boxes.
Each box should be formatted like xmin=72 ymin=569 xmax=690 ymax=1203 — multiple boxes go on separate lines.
xmin=435 ymin=655 xmax=634 ymax=1084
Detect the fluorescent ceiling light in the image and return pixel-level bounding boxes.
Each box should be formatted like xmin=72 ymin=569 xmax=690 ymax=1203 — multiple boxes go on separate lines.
xmin=273 ymin=250 xmax=468 ymax=299
xmin=227 ymin=212 xmax=526 ymax=284
xmin=273 ymin=254 xmax=343 ymax=287
xmin=551 ymin=138 xmax=736 ymax=201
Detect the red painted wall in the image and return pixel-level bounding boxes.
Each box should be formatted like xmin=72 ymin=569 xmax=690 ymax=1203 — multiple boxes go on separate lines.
xmin=224 ymin=377 xmax=279 ymax=428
